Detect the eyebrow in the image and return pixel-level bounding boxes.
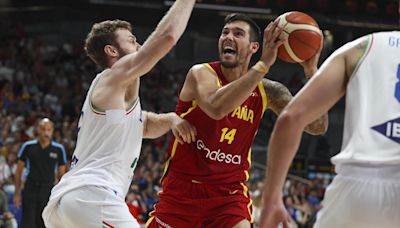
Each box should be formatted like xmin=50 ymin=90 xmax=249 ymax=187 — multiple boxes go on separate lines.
xmin=223 ymin=27 xmax=246 ymax=33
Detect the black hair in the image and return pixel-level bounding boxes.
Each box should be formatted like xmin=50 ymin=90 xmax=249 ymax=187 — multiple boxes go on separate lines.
xmin=224 ymin=13 xmax=261 ymax=42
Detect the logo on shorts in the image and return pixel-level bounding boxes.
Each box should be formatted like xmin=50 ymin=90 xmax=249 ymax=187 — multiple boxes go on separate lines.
xmin=196 ymin=140 xmax=241 ymax=165
xmin=371 ymin=117 xmax=400 ymax=144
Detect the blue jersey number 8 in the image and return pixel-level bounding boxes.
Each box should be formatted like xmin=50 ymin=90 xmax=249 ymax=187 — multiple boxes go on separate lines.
xmin=396 ymin=64 xmax=400 ymax=103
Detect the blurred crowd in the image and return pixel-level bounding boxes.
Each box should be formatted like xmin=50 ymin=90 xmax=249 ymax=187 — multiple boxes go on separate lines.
xmin=0 ymin=22 xmax=329 ymax=227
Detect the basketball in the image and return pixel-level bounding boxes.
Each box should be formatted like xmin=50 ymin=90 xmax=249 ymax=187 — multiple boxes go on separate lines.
xmin=276 ymin=11 xmax=322 ymax=63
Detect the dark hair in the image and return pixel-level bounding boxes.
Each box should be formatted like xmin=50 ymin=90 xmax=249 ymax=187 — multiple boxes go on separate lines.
xmin=224 ymin=13 xmax=261 ymax=42
xmin=84 ymin=19 xmax=132 ymax=68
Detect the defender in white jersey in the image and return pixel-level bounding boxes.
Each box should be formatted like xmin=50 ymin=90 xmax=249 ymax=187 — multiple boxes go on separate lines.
xmin=260 ymin=31 xmax=400 ymax=228
xmin=42 ymin=1 xmax=197 ymax=227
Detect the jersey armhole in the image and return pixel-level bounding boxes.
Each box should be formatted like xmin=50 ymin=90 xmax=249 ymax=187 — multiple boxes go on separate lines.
xmin=204 ymin=63 xmax=222 ymax=87
xmin=257 ymin=81 xmax=268 ymax=113
xmin=349 ymin=34 xmax=374 ymax=80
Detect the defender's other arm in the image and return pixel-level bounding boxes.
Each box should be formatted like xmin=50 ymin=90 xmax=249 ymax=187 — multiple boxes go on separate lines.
xmin=143 ymin=111 xmax=197 ymax=144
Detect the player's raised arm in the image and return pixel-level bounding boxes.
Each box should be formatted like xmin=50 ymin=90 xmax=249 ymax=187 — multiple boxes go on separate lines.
xmin=109 ymin=0 xmax=196 ymax=85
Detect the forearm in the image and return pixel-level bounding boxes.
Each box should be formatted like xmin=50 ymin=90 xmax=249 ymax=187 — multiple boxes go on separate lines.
xmin=143 ymin=111 xmax=175 ymax=139
xmin=206 ymin=62 xmax=267 ymax=119
xmin=302 ymin=67 xmax=329 ymax=135
xmin=152 ymin=0 xmax=196 ymax=43
xmin=264 ymin=112 xmax=304 ymax=201
xmin=14 ymin=173 xmax=22 ymax=195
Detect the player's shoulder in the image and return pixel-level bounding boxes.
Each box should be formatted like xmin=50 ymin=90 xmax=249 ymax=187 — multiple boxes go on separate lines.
xmin=187 ymin=63 xmax=218 ymax=78
xmin=21 ymin=140 xmax=38 ymax=149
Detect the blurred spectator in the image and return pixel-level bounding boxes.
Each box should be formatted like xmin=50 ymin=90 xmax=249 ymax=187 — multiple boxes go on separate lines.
xmin=0 ymin=189 xmax=17 ymax=228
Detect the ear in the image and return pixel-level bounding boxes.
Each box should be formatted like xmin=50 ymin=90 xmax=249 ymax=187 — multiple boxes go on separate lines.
xmin=104 ymin=45 xmax=118 ymax=58
xmin=250 ymin=42 xmax=260 ymax=54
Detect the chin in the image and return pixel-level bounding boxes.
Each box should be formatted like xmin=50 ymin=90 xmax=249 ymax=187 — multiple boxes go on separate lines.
xmin=221 ymin=60 xmax=239 ymax=68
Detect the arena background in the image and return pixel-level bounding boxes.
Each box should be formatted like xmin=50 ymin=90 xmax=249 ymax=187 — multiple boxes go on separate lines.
xmin=0 ymin=0 xmax=398 ymax=227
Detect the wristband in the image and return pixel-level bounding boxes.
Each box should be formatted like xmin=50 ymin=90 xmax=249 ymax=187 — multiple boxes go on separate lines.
xmin=252 ymin=61 xmax=268 ymax=74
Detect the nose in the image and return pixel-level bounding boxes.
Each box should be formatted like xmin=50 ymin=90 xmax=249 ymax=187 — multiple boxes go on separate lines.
xmin=225 ymin=32 xmax=234 ymax=41
xmin=136 ymin=43 xmax=141 ymax=51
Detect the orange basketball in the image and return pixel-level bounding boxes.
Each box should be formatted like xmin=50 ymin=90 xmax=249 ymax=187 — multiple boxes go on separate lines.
xmin=276 ymin=11 xmax=322 ymax=63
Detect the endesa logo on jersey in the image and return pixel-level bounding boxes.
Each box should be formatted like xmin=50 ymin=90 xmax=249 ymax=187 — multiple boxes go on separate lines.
xmin=196 ymin=140 xmax=241 ymax=165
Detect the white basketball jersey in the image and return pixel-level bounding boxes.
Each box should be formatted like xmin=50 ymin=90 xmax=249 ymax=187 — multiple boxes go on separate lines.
xmin=332 ymin=31 xmax=400 ymax=165
xmin=49 ymin=71 xmax=143 ymax=201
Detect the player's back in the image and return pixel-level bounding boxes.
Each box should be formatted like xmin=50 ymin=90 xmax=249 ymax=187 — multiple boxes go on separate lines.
xmin=332 ymin=31 xmax=400 ymax=166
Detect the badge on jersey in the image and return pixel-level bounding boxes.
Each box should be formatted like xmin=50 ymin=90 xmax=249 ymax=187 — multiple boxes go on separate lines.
xmin=49 ymin=152 xmax=58 ymax=159
xmin=371 ymin=117 xmax=400 ymax=144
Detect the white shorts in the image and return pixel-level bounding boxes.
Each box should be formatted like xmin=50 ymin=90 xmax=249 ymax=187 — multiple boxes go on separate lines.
xmin=314 ymin=164 xmax=400 ymax=228
xmin=43 ymin=186 xmax=140 ymax=228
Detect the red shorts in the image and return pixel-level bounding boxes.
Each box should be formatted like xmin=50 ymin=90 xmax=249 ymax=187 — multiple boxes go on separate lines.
xmin=146 ymin=173 xmax=253 ymax=228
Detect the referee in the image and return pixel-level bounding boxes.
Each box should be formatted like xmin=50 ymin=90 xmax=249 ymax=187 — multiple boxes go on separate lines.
xmin=13 ymin=118 xmax=67 ymax=228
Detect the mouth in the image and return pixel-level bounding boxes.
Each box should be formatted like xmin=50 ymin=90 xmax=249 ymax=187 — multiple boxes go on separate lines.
xmin=222 ymin=45 xmax=237 ymax=58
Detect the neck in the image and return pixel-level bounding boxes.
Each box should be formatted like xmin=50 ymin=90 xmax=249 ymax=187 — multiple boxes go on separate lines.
xmin=39 ymin=138 xmax=50 ymax=148
xmin=220 ymin=58 xmax=251 ymax=82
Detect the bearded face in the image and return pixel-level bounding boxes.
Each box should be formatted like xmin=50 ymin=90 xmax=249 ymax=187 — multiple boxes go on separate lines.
xmin=218 ymin=21 xmax=254 ymax=68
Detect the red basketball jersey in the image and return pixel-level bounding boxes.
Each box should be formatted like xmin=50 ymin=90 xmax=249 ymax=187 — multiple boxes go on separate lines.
xmin=163 ymin=62 xmax=267 ymax=184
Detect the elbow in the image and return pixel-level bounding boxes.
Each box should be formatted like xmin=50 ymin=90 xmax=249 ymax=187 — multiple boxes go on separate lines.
xmin=206 ymin=107 xmax=227 ymax=120
xmin=163 ymin=27 xmax=179 ymax=47
xmin=276 ymin=110 xmax=306 ymax=132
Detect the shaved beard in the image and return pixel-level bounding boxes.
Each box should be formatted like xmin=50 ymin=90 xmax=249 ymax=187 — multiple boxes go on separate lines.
xmin=220 ymin=59 xmax=239 ymax=68
xmin=115 ymin=44 xmax=129 ymax=59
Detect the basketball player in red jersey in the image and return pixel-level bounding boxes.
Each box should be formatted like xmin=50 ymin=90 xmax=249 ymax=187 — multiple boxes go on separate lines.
xmin=147 ymin=14 xmax=328 ymax=228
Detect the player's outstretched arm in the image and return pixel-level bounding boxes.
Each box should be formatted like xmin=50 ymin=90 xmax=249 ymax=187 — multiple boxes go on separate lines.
xmin=259 ymin=37 xmax=367 ymax=228
xmin=110 ymin=0 xmax=196 ymax=85
xmin=179 ymin=21 xmax=285 ymax=120
xmin=142 ymin=111 xmax=197 ymax=144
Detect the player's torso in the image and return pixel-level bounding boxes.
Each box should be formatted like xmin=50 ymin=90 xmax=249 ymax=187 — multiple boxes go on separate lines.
xmin=334 ymin=32 xmax=400 ymax=165
xmin=62 ymin=72 xmax=144 ymax=196
xmin=166 ymin=62 xmax=267 ymax=184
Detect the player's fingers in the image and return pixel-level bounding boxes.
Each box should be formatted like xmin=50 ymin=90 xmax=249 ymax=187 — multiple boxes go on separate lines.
xmin=264 ymin=22 xmax=274 ymax=41
xmin=185 ymin=124 xmax=196 ymax=143
xmin=172 ymin=129 xmax=184 ymax=144
xmin=273 ymin=37 xmax=286 ymax=49
xmin=181 ymin=127 xmax=191 ymax=144
xmin=190 ymin=125 xmax=197 ymax=142
xmin=271 ymin=25 xmax=284 ymax=44
xmin=179 ymin=124 xmax=191 ymax=143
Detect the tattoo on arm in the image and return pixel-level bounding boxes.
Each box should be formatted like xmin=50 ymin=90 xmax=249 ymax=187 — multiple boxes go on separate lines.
xmin=263 ymin=79 xmax=328 ymax=135
xmin=304 ymin=114 xmax=328 ymax=135
xmin=263 ymin=79 xmax=293 ymax=115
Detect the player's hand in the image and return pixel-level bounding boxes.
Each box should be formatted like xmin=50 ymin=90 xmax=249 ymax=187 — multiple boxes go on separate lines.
xmin=13 ymin=194 xmax=21 ymax=208
xmin=171 ymin=115 xmax=197 ymax=144
xmin=259 ymin=198 xmax=290 ymax=228
xmin=300 ymin=32 xmax=323 ymax=79
xmin=260 ymin=20 xmax=287 ymax=68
